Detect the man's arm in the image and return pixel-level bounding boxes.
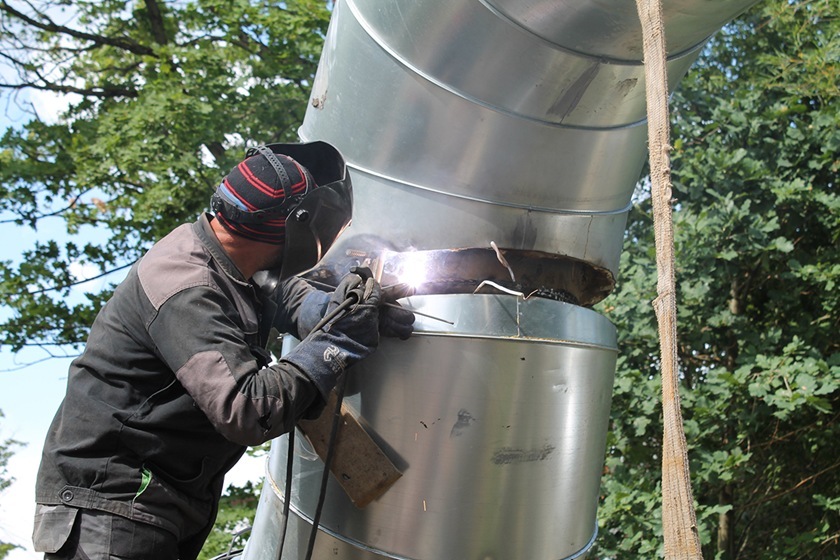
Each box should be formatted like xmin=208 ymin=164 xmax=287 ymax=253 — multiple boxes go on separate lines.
xmin=148 ymin=274 xmax=381 ymax=446
xmin=271 ymin=276 xmax=330 ymax=339
xmin=148 ymin=285 xmax=323 ymax=446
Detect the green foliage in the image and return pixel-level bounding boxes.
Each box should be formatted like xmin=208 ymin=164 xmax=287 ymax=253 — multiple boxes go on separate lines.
xmin=0 ymin=410 xmax=22 ymax=558
xmin=2 ymin=0 xmax=838 ymax=558
xmin=594 ymin=0 xmax=839 ymax=558
xmin=198 ymin=481 xmax=260 ymax=560
xmin=0 ymin=0 xmax=331 ymax=353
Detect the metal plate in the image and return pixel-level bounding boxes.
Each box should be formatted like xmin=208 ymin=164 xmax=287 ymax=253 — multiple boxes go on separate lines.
xmin=249 ymin=295 xmax=617 ymax=560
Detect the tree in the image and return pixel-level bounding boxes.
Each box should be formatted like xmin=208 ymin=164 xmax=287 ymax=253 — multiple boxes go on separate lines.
xmin=3 ymin=1 xmax=837 ymax=559
xmin=594 ymin=0 xmax=839 ymax=558
xmin=0 ymin=0 xmax=331 ymax=358
xmin=0 ymin=1 xmax=327 ymax=556
xmin=0 ymin=410 xmax=22 ymax=559
xmin=198 ymin=481 xmax=260 ymax=560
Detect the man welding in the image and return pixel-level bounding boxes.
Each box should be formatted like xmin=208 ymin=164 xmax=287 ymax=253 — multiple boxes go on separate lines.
xmin=32 ymin=141 xmax=414 ymax=559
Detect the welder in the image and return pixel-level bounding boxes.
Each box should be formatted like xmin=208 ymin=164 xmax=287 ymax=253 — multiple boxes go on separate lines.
xmin=32 ymin=141 xmax=414 ymax=559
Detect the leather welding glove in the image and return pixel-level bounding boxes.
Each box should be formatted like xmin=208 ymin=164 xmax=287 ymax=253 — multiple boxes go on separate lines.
xmin=281 ymin=270 xmax=381 ymax=400
xmin=380 ymin=304 xmax=415 ymax=340
xmin=379 ymin=282 xmax=416 ymax=340
xmin=326 ymin=267 xmax=379 ymax=320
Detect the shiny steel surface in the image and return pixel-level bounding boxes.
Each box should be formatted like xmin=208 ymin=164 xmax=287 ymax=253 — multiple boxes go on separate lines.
xmin=399 ymin=294 xmax=617 ymax=344
xmin=347 ymin=0 xmax=702 ymax=126
xmin=319 ymin=164 xmax=630 ymax=278
xmin=302 ymin=0 xmax=648 ymax=213
xmin=300 ymin=0 xmax=756 ymax=279
xmin=254 ymin=295 xmax=617 ymax=560
xmin=487 ymin=0 xmax=759 ymax=60
xmin=244 ymin=0 xmax=762 ymax=558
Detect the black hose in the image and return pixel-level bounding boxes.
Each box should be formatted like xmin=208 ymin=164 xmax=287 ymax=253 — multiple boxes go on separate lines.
xmin=303 ymin=372 xmax=347 ymax=560
xmin=275 ymin=428 xmax=295 ymax=559
xmin=276 ymin=289 xmax=357 ymax=560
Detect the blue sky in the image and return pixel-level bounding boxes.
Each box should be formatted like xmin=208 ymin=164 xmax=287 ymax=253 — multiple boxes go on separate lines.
xmin=0 ymin=84 xmax=262 ymax=559
xmin=0 ymin=214 xmax=123 ymax=556
xmin=0 ymin=82 xmax=76 ymax=557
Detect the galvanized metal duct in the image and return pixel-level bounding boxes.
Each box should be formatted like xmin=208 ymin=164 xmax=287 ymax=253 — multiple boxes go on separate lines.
xmin=248 ymin=298 xmax=618 ymax=559
xmin=243 ymin=0 xmax=758 ymax=558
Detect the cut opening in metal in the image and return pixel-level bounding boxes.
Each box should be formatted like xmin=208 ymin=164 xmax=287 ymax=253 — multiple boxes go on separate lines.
xmin=303 ymin=246 xmax=615 ymax=307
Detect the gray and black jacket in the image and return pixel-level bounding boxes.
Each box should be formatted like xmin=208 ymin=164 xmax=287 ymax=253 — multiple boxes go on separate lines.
xmin=35 ymin=213 xmax=332 ymax=558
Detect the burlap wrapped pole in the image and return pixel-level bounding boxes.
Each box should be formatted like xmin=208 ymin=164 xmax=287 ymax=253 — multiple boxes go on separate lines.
xmin=634 ymin=0 xmax=703 ymax=557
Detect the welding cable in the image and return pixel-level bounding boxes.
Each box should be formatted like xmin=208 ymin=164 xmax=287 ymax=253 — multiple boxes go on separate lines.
xmin=303 ymin=371 xmax=348 ymax=560
xmin=286 ymin=272 xmax=424 ymax=558
xmin=275 ymin=427 xmax=295 ymax=559
xmin=276 ymin=286 xmax=359 ymax=560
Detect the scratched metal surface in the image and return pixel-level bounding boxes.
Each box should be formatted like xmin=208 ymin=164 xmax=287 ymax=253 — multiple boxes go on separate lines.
xmin=243 ymin=0 xmax=761 ymax=555
xmin=301 ymin=0 xmax=757 ymax=279
xmin=255 ymin=295 xmax=616 ymax=560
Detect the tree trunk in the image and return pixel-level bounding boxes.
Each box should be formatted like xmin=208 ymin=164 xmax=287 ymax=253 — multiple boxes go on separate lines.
xmin=718 ymin=277 xmax=744 ymax=558
xmin=144 ymin=0 xmax=168 ymax=45
xmin=717 ymin=484 xmax=735 ymax=559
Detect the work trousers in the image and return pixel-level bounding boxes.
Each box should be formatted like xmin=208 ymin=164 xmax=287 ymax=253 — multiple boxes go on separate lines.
xmin=39 ymin=506 xmax=179 ymax=560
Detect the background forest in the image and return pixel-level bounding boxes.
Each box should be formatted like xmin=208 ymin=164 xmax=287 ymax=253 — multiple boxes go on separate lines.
xmin=0 ymin=0 xmax=837 ymax=558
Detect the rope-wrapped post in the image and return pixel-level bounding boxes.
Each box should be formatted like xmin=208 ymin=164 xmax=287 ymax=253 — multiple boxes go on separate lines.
xmin=634 ymin=0 xmax=703 ymax=557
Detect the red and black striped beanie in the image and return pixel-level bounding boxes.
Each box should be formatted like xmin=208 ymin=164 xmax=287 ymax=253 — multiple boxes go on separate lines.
xmin=214 ymin=152 xmax=316 ymax=245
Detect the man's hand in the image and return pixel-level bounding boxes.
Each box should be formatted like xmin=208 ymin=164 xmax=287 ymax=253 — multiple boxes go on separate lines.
xmin=282 ymin=269 xmax=381 ymax=400
xmin=379 ymin=282 xmax=415 ymax=340
xmin=325 ymin=269 xmax=381 ymax=348
xmin=327 ymin=268 xmax=380 ymax=315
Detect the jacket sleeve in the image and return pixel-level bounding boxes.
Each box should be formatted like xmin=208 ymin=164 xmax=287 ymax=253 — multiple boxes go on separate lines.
xmin=272 ymin=277 xmax=330 ymax=339
xmin=147 ymin=284 xmax=322 ymax=446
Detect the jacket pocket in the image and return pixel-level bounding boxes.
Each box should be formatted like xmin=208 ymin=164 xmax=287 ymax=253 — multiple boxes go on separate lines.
xmin=32 ymin=504 xmax=78 ymax=553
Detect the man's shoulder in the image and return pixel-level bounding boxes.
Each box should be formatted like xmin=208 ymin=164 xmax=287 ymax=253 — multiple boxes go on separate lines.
xmin=138 ymin=223 xmax=215 ymax=310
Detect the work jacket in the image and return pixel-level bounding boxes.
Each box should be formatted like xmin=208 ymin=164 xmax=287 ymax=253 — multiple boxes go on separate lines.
xmin=34 ymin=213 xmax=330 ymax=559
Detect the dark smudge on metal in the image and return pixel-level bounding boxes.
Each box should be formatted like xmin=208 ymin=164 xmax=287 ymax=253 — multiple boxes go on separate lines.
xmin=492 ymin=445 xmax=556 ymax=465
xmin=450 ymin=409 xmax=476 ymax=437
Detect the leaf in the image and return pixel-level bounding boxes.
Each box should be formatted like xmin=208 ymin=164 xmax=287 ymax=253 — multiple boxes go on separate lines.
xmin=771 ymin=236 xmax=795 ymax=253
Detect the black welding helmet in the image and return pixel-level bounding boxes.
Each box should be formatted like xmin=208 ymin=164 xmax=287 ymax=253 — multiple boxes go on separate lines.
xmin=211 ymin=141 xmax=353 ymax=280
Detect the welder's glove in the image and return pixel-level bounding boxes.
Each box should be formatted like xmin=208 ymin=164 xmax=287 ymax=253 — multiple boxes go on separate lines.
xmin=281 ymin=270 xmax=381 ymax=399
xmin=379 ymin=284 xmax=415 ymax=340
xmin=379 ymin=282 xmax=415 ymax=340
xmin=326 ymin=268 xmax=379 ymax=319
xmin=379 ymin=303 xmax=415 ymax=340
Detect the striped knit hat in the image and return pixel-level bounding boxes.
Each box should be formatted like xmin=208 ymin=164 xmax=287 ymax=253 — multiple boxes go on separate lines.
xmin=213 ymin=150 xmax=316 ymax=245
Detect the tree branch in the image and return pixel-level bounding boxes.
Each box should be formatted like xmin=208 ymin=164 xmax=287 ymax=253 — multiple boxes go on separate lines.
xmin=0 ymin=191 xmax=92 ymax=225
xmin=143 ymin=0 xmax=168 ymax=45
xmin=1 ymin=261 xmax=135 ymax=297
xmin=204 ymin=141 xmax=226 ymax=163
xmin=0 ymin=0 xmax=155 ymax=56
xmin=741 ymin=460 xmax=840 ymax=510
xmin=0 ymin=349 xmax=79 ymax=371
xmin=0 ymin=77 xmax=138 ymax=99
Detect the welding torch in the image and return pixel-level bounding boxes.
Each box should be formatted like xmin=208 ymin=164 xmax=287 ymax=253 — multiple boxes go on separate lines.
xmin=307 ymin=277 xmax=454 ymax=327
xmin=309 ymin=270 xmax=376 ymax=333
xmin=381 ymin=282 xmax=454 ymax=325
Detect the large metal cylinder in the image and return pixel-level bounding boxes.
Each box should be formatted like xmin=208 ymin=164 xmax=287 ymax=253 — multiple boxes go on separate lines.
xmin=243 ymin=0 xmax=760 ymax=558
xmin=246 ymin=295 xmax=617 ymax=559
xmin=298 ymin=0 xmax=755 ymax=283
